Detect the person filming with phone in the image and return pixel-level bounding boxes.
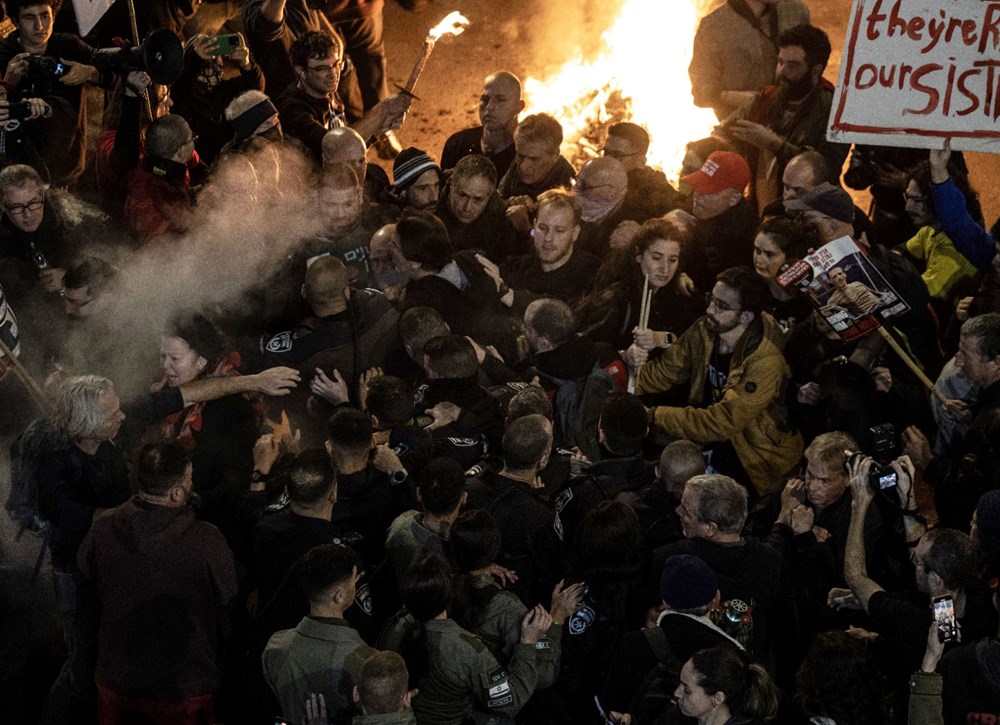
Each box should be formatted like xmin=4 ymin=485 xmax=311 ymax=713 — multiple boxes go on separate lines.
xmin=834 ymin=451 xmax=996 ymax=711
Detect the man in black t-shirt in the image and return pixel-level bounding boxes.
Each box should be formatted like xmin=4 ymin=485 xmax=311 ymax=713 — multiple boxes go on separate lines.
xmin=440 ymin=71 xmax=524 ymax=180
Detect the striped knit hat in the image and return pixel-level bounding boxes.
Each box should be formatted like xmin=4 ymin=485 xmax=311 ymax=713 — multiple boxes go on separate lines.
xmin=392 ymin=147 xmax=439 ymax=193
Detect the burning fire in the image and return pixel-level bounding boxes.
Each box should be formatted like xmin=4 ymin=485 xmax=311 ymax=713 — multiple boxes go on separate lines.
xmin=429 ymin=11 xmax=471 ymax=41
xmin=524 ymin=0 xmax=719 ymax=182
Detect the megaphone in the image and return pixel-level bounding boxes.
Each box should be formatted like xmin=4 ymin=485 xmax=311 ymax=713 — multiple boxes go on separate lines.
xmin=90 ymin=29 xmax=185 ymax=86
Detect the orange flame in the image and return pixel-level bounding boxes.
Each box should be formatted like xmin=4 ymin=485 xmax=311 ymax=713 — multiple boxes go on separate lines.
xmin=429 ymin=11 xmax=470 ymax=41
xmin=524 ymin=0 xmax=719 ymax=183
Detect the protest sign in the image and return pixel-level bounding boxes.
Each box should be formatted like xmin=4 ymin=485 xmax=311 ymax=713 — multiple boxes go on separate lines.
xmin=828 ymin=0 xmax=1000 ymax=152
xmin=776 ymin=236 xmax=909 ymax=343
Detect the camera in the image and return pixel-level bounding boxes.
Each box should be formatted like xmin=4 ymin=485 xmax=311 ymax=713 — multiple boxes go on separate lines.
xmin=6 ymin=102 xmax=33 ymax=121
xmin=27 ymin=55 xmax=67 ymax=81
xmin=844 ymin=145 xmax=880 ymax=189
xmin=845 ymin=423 xmax=899 ymax=491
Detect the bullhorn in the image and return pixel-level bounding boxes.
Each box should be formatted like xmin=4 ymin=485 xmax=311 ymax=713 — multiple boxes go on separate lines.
xmin=90 ymin=29 xmax=185 ymax=86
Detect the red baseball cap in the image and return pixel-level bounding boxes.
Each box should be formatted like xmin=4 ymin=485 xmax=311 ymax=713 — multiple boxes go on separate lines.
xmin=681 ymin=151 xmax=751 ymax=194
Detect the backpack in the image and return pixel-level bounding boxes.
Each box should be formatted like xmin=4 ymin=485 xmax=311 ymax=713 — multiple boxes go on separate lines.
xmin=538 ymin=364 xmax=620 ymax=462
xmin=627 ymin=626 xmax=682 ymax=725
xmin=5 ymin=418 xmax=63 ymax=537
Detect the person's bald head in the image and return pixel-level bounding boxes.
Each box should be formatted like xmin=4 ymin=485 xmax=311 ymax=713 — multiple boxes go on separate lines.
xmin=480 ymin=71 xmax=524 ymax=132
xmin=575 ymin=157 xmax=628 ymax=223
xmin=657 ymin=440 xmax=706 ymax=498
xmin=303 ymin=256 xmax=351 ymax=313
xmin=322 ymin=127 xmax=368 ymax=182
xmin=782 ymin=151 xmax=830 ymax=201
xmin=577 ymin=157 xmax=628 ymax=201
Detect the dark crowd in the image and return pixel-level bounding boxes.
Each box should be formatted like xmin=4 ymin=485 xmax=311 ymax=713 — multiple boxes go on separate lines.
xmin=1 ymin=0 xmax=999 ymax=724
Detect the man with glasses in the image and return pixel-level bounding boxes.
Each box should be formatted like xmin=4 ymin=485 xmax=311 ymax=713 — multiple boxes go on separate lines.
xmin=571 ymin=156 xmax=633 ymax=258
xmin=603 ymin=122 xmax=681 ymax=221
xmin=635 ymin=266 xmax=802 ymax=498
xmin=0 ymin=164 xmax=87 ymax=299
xmin=277 ymin=30 xmax=409 ymax=161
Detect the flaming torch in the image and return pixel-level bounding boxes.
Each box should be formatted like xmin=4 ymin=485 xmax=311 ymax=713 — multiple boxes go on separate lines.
xmin=403 ymin=11 xmax=471 ymax=95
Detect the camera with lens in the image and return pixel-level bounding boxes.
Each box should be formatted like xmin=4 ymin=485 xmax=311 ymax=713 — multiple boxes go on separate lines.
xmin=27 ymin=55 xmax=67 ymax=81
xmin=5 ymin=101 xmax=33 ymax=121
xmin=846 ymin=423 xmax=899 ymax=491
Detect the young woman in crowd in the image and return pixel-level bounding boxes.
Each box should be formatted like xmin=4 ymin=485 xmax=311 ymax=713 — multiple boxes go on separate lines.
xmin=579 ymin=217 xmax=702 ymax=363
xmin=751 ymin=215 xmax=818 ymax=334
xmin=673 ymin=646 xmax=778 ymax=725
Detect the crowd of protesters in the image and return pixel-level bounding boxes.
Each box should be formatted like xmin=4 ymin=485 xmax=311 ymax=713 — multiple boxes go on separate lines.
xmin=1 ymin=0 xmax=999 ymax=724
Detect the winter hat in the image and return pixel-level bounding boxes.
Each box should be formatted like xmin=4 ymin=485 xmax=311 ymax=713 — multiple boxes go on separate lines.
xmin=393 ymin=147 xmax=439 ymax=193
xmin=660 ymin=554 xmax=718 ymax=610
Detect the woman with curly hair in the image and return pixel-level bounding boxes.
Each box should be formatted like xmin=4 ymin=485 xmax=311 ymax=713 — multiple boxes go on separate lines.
xmin=578 ymin=216 xmax=703 ymax=364
xmin=794 ymin=630 xmax=891 ymax=725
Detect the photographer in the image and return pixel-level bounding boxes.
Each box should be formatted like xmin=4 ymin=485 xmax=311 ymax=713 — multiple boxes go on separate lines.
xmin=0 ymin=79 xmax=77 ymax=183
xmin=0 ymin=0 xmax=111 ymax=186
xmin=835 ymin=453 xmax=996 ymax=709
xmin=170 ymin=32 xmax=266 ymax=164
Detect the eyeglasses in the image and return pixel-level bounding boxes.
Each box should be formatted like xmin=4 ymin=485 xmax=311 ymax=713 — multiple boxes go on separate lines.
xmin=5 ymin=198 xmax=43 ymax=215
xmin=704 ymin=292 xmax=742 ymax=313
xmin=903 ymin=192 xmax=927 ymax=203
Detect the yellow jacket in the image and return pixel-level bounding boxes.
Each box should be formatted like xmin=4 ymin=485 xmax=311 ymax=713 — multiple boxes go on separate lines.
xmin=636 ymin=313 xmax=802 ymax=495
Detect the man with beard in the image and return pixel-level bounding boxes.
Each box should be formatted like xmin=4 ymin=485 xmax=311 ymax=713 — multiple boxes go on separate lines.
xmin=391 ymin=147 xmax=441 ymax=213
xmin=635 ymin=266 xmax=802 ymax=498
xmin=719 ymin=24 xmax=848 ymax=214
xmin=441 ymin=71 xmax=524 ymax=180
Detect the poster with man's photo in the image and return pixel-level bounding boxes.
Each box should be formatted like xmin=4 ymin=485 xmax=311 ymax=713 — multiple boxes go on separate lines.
xmin=776 ymin=236 xmax=909 ymax=343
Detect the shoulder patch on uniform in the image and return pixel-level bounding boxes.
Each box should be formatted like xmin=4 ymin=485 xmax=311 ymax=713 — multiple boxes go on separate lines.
xmin=445 ymin=437 xmax=479 ymax=447
xmin=744 ymin=381 xmax=757 ymax=393
xmin=486 ymin=668 xmax=512 ymax=708
xmin=553 ymin=487 xmax=573 ymax=514
xmin=568 ymin=604 xmax=596 ymax=635
xmin=265 ymin=331 xmax=293 ymax=353
xmin=355 ymin=583 xmax=373 ymax=616
xmin=553 ymin=513 xmax=564 ymax=541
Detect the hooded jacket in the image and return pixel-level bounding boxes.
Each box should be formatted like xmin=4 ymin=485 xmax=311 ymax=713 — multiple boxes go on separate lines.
xmin=636 ymin=312 xmax=802 ymax=494
xmin=78 ymin=498 xmax=237 ymax=699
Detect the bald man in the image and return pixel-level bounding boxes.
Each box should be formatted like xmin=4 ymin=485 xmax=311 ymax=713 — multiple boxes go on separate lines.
xmin=440 ymin=71 xmax=525 ymax=179
xmin=322 ymin=127 xmax=391 ymax=202
xmin=573 ymin=156 xmax=639 ymax=257
xmin=261 ymin=255 xmax=401 ymax=428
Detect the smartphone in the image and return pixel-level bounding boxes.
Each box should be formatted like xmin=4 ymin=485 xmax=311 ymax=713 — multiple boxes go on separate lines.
xmin=209 ymin=34 xmax=242 ymax=56
xmin=933 ymin=595 xmax=958 ymax=643
xmin=7 ymin=101 xmax=33 ymax=121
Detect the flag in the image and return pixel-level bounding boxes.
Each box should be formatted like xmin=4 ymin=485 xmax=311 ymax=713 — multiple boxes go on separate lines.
xmin=0 ymin=282 xmax=21 ymax=382
xmin=72 ymin=0 xmax=117 ymax=38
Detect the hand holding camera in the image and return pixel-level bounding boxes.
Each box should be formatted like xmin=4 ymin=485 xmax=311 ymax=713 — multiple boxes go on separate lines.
xmin=0 ymin=97 xmax=50 ymax=123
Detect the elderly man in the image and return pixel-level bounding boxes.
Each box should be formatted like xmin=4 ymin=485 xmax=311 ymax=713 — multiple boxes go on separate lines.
xmin=276 ymin=30 xmax=409 ymax=161
xmin=498 ymin=113 xmax=575 ymax=200
xmin=442 ymin=71 xmax=525 ymax=179
xmin=0 ymin=164 xmax=77 ymax=298
xmin=635 ymin=266 xmax=802 ymax=497
xmin=652 ymin=473 xmax=798 ymax=664
xmin=680 ymin=151 xmax=759 ymax=291
xmin=785 ymin=182 xmax=935 ymax=360
xmin=752 ymin=431 xmax=883 ymax=617
xmin=572 ymin=156 xmax=635 ymax=257
xmin=436 ymin=154 xmax=522 ymax=262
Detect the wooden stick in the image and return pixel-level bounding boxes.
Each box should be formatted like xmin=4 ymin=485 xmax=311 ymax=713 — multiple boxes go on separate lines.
xmin=876 ymin=326 xmax=948 ymax=405
xmin=639 ymin=275 xmax=650 ymax=329
xmin=0 ymin=337 xmax=54 ymax=418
